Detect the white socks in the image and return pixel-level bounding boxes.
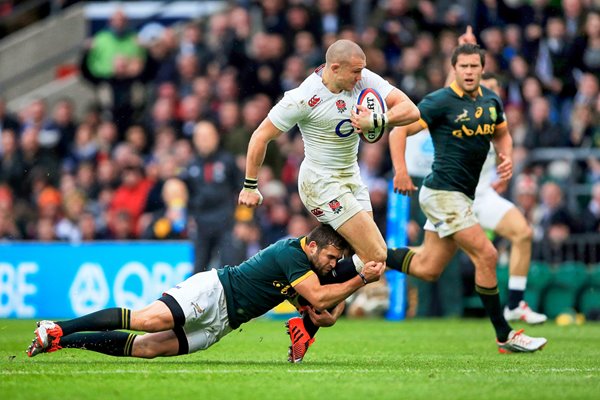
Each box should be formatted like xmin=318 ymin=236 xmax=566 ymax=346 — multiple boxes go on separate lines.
xmin=352 ymin=254 xmax=365 ymax=273
xmin=508 ymin=276 xmax=527 ymax=291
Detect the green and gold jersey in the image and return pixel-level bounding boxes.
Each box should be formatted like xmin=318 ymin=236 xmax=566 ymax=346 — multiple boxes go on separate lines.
xmin=217 ymin=237 xmax=314 ymax=329
xmin=418 ymin=82 xmax=507 ymax=199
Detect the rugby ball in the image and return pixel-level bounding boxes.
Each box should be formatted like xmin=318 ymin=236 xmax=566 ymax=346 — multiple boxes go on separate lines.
xmin=356 ymin=88 xmax=387 ymax=143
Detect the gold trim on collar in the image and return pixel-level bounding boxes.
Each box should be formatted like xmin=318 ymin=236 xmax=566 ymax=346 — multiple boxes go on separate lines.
xmin=450 ymin=81 xmax=483 ymax=98
xmin=300 ymin=236 xmax=307 ymax=252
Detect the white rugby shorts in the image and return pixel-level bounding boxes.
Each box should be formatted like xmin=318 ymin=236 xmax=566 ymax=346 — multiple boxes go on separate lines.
xmin=298 ymin=161 xmax=371 ymax=229
xmin=420 ymin=185 xmax=479 ymax=238
xmin=164 ymin=269 xmax=232 ymax=353
xmin=473 ymin=187 xmax=515 ymax=230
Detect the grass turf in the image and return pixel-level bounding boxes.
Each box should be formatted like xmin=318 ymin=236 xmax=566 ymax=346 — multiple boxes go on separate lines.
xmin=1 ymin=318 xmax=599 ymax=400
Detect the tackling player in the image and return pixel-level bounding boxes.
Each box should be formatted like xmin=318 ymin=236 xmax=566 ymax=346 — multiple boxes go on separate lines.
xmin=26 ymin=225 xmax=384 ymax=359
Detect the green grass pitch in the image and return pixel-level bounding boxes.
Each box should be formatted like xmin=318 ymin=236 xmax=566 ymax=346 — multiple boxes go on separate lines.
xmin=1 ymin=318 xmax=599 ymax=400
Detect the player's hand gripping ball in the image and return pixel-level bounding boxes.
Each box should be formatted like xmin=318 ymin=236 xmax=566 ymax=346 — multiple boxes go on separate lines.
xmin=356 ymin=88 xmax=387 ymax=143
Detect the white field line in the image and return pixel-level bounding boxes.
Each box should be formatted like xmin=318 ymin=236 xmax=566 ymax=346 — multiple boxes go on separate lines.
xmin=1 ymin=367 xmax=599 ymax=375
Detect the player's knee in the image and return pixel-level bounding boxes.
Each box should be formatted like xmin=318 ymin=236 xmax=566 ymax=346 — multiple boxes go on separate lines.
xmin=480 ymin=246 xmax=498 ymax=269
xmin=421 ymin=269 xmax=443 ymax=282
xmin=138 ymin=316 xmax=169 ymax=333
xmin=132 ymin=337 xmax=161 ymax=359
xmin=370 ymin=245 xmax=388 ymax=264
xmin=513 ymin=224 xmax=533 ymax=244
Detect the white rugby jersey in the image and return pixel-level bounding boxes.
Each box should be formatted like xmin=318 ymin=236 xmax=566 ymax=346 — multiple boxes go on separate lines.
xmin=268 ymin=66 xmax=394 ymax=170
xmin=475 ymin=143 xmax=497 ymax=196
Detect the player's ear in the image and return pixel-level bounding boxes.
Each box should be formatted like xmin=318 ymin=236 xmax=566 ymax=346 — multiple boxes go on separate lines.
xmin=307 ymin=241 xmax=319 ymax=254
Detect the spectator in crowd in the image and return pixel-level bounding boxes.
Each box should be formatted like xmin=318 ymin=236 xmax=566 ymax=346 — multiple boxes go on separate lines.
xmin=393 ymin=46 xmax=430 ymax=104
xmin=574 ymin=73 xmax=600 ymax=108
xmin=532 ymin=181 xmax=579 ymax=262
xmin=35 ymin=217 xmax=58 ymax=242
xmin=108 ymin=163 xmax=153 ymax=238
xmin=142 ymin=177 xmax=190 ymax=240
xmin=182 ymin=121 xmax=241 ymax=273
xmin=0 ymin=185 xmax=20 ymax=240
xmin=535 ymin=16 xmax=577 ymax=124
xmin=561 ymin=0 xmax=586 ymax=40
xmin=63 ymin=122 xmax=98 ymax=172
xmin=80 ymin=36 xmax=159 ymax=135
xmin=523 ymin=97 xmax=568 ymax=149
xmin=230 ymin=219 xmax=262 ymax=265
xmin=569 ymin=104 xmax=597 ymax=147
xmin=21 ymin=99 xmax=64 ymax=155
xmin=0 ymin=98 xmax=20 ymax=139
xmin=109 ymin=209 xmax=136 ymax=240
xmin=582 ymin=182 xmax=600 ymax=233
xmin=46 ymin=98 xmax=77 ymax=158
xmin=178 ymin=94 xmax=204 ymax=138
xmin=79 ymin=210 xmax=104 ymax=241
xmin=20 ymin=127 xmax=60 ymax=197
xmin=513 ymin=174 xmax=540 ymax=226
xmin=142 ymin=152 xmax=179 ymax=217
xmin=55 ymin=190 xmax=87 ymax=242
xmin=75 ymin=162 xmax=99 ymax=201
xmin=86 ymin=8 xmax=144 ymax=79
xmin=0 ymin=128 xmax=23 ymax=192
xmin=571 ymin=10 xmax=600 ymax=78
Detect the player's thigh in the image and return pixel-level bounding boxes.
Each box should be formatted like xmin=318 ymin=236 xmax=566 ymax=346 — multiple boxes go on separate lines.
xmin=337 ymin=210 xmax=387 ymax=262
xmin=419 ymin=186 xmax=478 ymax=238
xmin=163 ymin=270 xmax=233 ymax=353
xmin=298 ymin=163 xmax=368 ymax=229
xmin=452 ymin=224 xmax=497 ymax=264
xmin=473 ymin=189 xmax=514 ymax=231
xmin=414 ymin=229 xmax=458 ymax=274
xmin=131 ymin=300 xmax=175 ymax=332
xmin=133 ymin=330 xmax=180 ymax=358
xmin=494 ymin=207 xmax=532 ymax=242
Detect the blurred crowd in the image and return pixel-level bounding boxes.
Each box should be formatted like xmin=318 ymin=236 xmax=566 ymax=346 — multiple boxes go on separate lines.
xmin=1 ymin=0 xmax=600 ymax=268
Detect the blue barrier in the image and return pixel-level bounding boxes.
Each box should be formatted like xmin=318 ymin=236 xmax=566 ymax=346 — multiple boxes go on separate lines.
xmin=385 ymin=180 xmax=410 ymax=321
xmin=0 ymin=242 xmax=194 ymax=319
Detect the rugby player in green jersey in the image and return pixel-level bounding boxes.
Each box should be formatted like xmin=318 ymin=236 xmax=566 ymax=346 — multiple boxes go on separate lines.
xmin=386 ymin=42 xmax=547 ymax=353
xmin=26 ymin=224 xmax=384 ymax=360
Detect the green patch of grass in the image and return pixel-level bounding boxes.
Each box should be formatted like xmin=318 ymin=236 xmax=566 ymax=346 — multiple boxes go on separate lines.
xmin=1 ymin=318 xmax=599 ymax=400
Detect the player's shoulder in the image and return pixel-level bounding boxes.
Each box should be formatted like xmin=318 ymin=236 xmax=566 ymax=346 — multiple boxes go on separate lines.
xmin=283 ymin=73 xmax=322 ymax=101
xmin=480 ymin=85 xmax=503 ymax=104
xmin=421 ymin=87 xmax=453 ymax=105
xmin=268 ymin=237 xmax=302 ymax=255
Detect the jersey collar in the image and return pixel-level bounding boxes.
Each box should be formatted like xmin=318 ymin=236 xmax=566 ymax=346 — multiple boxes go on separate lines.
xmin=300 ymin=236 xmax=307 ymax=252
xmin=450 ymin=81 xmax=483 ymax=98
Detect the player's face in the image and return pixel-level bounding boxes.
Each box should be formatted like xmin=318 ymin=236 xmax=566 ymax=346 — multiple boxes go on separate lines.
xmin=336 ymin=55 xmax=366 ymax=92
xmin=310 ymin=244 xmax=343 ymax=276
xmin=453 ymin=53 xmax=483 ymax=97
xmin=481 ymin=78 xmax=500 ymax=96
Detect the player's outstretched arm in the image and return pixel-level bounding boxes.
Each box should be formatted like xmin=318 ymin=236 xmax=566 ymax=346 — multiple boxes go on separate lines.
xmin=389 ymin=122 xmax=423 ymax=195
xmin=238 ymin=118 xmax=282 ymax=208
xmin=294 ymin=261 xmax=384 ymax=311
xmin=384 ymin=88 xmax=420 ymax=127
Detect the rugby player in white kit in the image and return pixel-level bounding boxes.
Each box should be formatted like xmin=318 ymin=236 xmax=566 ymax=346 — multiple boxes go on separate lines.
xmin=238 ymin=39 xmax=419 ymax=362
xmin=239 ymin=39 xmax=419 ymax=273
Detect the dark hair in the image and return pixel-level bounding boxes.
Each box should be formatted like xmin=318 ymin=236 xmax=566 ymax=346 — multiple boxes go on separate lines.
xmin=481 ymin=72 xmax=498 ymax=81
xmin=451 ymin=44 xmax=486 ymax=68
xmin=306 ymin=224 xmax=349 ymax=252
